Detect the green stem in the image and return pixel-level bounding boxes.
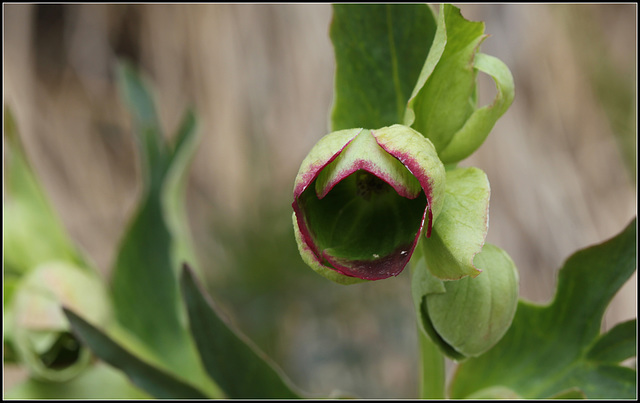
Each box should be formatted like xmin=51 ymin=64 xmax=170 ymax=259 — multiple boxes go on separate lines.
xmin=418 ymin=327 xmax=445 ymax=399
xmin=410 ymin=237 xmax=446 ymax=399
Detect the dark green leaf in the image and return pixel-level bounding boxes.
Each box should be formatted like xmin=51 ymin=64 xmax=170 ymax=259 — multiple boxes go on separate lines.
xmin=64 ymin=308 xmax=209 ymax=399
xmin=109 ymin=194 xmax=188 ymax=364
xmin=180 ymin=264 xmax=302 ymax=399
xmin=330 ymin=4 xmax=437 ymax=131
xmin=586 ymin=319 xmax=637 ymax=364
xmin=450 ymin=218 xmax=637 ymax=399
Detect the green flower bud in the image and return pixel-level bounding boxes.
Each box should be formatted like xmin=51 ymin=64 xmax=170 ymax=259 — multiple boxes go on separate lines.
xmin=11 ymin=261 xmax=111 ymax=381
xmin=421 ymin=244 xmax=519 ymax=358
xmin=292 ymin=124 xmax=445 ymax=284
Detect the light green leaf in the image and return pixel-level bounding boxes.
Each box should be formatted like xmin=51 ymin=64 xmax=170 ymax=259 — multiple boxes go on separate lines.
xmin=180 ymin=265 xmax=303 ymax=399
xmin=63 ymin=308 xmax=209 ymax=399
xmin=405 ymin=4 xmax=486 ymax=155
xmin=330 ymin=4 xmax=437 ymax=131
xmin=438 ymin=53 xmax=515 ymax=163
xmin=423 ymin=167 xmax=489 ymax=280
xmin=163 ymin=108 xmax=202 ymax=276
xmin=4 ymin=363 xmax=150 ymax=400
xmin=450 ymin=218 xmax=637 ymax=399
xmin=3 ymin=106 xmax=90 ymax=279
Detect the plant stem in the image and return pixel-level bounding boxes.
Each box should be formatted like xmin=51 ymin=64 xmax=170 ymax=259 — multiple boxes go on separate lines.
xmin=418 ymin=328 xmax=445 ymax=399
xmin=410 ymin=238 xmax=446 ymax=398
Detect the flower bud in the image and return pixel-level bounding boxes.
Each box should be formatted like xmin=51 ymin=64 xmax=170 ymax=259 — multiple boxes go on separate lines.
xmin=423 ymin=243 xmax=518 ymax=358
xmin=292 ymin=124 xmax=445 ymax=283
xmin=11 ymin=261 xmax=111 ymax=381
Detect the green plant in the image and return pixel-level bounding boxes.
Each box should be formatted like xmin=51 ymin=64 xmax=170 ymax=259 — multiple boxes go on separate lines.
xmin=3 ymin=4 xmax=636 ymax=400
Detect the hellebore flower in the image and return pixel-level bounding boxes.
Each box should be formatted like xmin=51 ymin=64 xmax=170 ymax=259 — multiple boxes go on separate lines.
xmin=292 ymin=124 xmax=445 ymax=284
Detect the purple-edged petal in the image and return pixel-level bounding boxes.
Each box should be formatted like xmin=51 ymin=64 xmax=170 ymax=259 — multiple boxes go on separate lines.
xmin=372 ymin=124 xmax=446 ymax=237
xmin=314 ymin=129 xmax=422 ymax=200
xmin=292 ymin=128 xmax=362 ymax=201
xmin=292 ymin=213 xmax=365 ymax=285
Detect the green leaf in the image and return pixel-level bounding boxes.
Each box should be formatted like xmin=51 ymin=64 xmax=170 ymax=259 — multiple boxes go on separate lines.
xmin=406 ymin=4 xmax=507 ymax=163
xmin=4 ymin=363 xmax=150 ymax=399
xmin=63 ymin=308 xmax=209 ymax=399
xmin=586 ymin=319 xmax=637 ymax=364
xmin=438 ymin=53 xmax=515 ymax=163
xmin=109 ymin=192 xmax=188 ymax=365
xmin=163 ymin=108 xmax=202 ymax=277
xmin=3 ymin=106 xmax=90 ymax=279
xmin=423 ymin=167 xmax=489 ymax=280
xmin=115 ymin=60 xmax=168 ymax=191
xmin=110 ymin=62 xmax=215 ymax=393
xmin=330 ymin=4 xmax=437 ymax=131
xmin=179 ymin=265 xmax=303 ymax=399
xmin=450 ymin=218 xmax=637 ymax=399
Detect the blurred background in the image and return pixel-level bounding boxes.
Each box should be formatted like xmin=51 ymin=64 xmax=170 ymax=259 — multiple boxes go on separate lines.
xmin=3 ymin=3 xmax=636 ymax=398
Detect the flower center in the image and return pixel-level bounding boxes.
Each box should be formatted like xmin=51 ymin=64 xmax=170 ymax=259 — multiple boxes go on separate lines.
xmin=355 ymin=171 xmax=390 ymax=201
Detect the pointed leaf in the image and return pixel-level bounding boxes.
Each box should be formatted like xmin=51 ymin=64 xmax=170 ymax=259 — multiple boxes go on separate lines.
xmin=110 ymin=62 xmax=208 ymax=378
xmin=330 ymin=4 xmax=437 ymax=131
xmin=180 ymin=265 xmax=302 ymax=399
xmin=586 ymin=319 xmax=637 ymax=364
xmin=163 ymin=108 xmax=202 ymax=276
xmin=450 ymin=218 xmax=637 ymax=399
xmin=63 ymin=308 xmax=209 ymax=399
xmin=109 ymin=193 xmax=188 ymax=363
xmin=115 ymin=60 xmax=168 ymax=190
xmin=423 ymin=167 xmax=489 ymax=280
